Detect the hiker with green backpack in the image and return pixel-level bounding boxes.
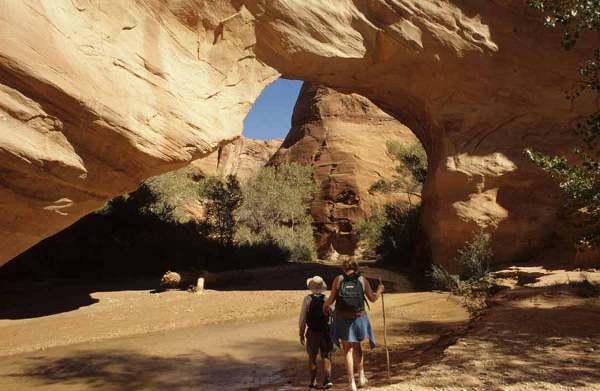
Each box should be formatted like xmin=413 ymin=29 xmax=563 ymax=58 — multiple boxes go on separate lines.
xmin=299 ymin=276 xmax=334 ymax=389
xmin=323 ymin=259 xmax=384 ymax=391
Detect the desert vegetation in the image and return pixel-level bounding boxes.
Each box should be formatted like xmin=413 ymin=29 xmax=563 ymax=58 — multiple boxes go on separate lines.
xmin=0 ymin=162 xmax=318 ymax=280
xmin=526 ymin=0 xmax=600 ymax=249
xmin=358 ymin=140 xmax=427 ymax=267
xmin=368 ymin=141 xmax=427 ymax=204
xmin=430 ymin=231 xmax=496 ymax=316
xmin=236 ymin=163 xmax=318 ymax=262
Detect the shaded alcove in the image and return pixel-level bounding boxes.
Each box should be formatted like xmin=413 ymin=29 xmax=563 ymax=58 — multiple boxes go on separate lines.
xmin=0 ymin=79 xmax=305 ymax=285
xmin=0 ymin=77 xmax=430 ymax=288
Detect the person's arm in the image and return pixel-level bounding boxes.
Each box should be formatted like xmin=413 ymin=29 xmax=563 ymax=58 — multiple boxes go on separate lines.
xmin=323 ymin=276 xmax=339 ymax=315
xmin=299 ymin=295 xmax=311 ymax=345
xmin=362 ymin=276 xmax=384 ymax=303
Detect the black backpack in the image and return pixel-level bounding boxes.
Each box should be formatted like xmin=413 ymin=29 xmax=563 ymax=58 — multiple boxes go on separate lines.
xmin=336 ymin=273 xmax=365 ymax=313
xmin=307 ymin=294 xmax=329 ymax=332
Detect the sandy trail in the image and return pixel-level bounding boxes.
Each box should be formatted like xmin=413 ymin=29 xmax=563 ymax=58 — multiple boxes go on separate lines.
xmin=0 ymin=263 xmax=469 ymax=390
xmin=5 ymin=263 xmax=597 ymax=390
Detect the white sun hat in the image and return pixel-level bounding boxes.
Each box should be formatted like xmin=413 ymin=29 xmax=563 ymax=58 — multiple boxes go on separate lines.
xmin=306 ymin=275 xmax=327 ymax=294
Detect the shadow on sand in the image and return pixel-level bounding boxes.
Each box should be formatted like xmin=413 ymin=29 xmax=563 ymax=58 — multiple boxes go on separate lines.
xmin=6 ymin=338 xmax=304 ymax=391
xmin=0 ymin=279 xmax=159 ymax=320
xmin=0 ymin=262 xmax=394 ymax=320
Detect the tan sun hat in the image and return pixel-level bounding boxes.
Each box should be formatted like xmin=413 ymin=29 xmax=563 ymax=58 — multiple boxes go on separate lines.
xmin=306 ymin=276 xmax=327 ymax=294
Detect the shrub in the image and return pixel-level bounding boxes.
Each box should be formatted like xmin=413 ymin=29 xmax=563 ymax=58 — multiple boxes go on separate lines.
xmin=3 ymin=162 xmax=320 ymax=281
xmin=386 ymin=140 xmax=428 ymax=185
xmin=356 ymin=205 xmax=386 ymax=258
xmin=430 ymin=264 xmax=460 ymax=291
xmin=456 ymin=230 xmax=493 ymax=281
xmin=428 ymin=231 xmax=495 ymax=317
xmin=369 ymin=141 xmax=427 ymax=195
xmin=236 ymin=162 xmax=318 ymax=262
xmin=357 ymin=203 xmax=421 ymax=264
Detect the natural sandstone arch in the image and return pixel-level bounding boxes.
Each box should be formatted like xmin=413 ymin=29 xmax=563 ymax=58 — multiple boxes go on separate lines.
xmin=0 ymin=0 xmax=595 ymax=269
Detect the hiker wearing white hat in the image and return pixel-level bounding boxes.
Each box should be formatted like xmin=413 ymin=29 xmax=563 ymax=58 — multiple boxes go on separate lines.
xmin=299 ymin=276 xmax=334 ymax=389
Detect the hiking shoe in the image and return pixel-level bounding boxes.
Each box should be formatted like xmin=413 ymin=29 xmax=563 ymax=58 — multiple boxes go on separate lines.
xmin=322 ymin=378 xmax=333 ymax=389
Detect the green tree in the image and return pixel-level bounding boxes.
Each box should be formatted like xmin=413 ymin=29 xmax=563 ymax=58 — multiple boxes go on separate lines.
xmin=361 ymin=140 xmax=427 ymax=263
xmin=526 ymin=0 xmax=600 ymax=247
xmin=139 ymin=166 xmax=199 ymax=222
xmin=357 ymin=203 xmax=421 ymax=263
xmin=236 ymin=162 xmax=318 ymax=262
xmin=369 ymin=141 xmax=427 ymax=205
xmin=201 ymin=174 xmax=243 ymax=247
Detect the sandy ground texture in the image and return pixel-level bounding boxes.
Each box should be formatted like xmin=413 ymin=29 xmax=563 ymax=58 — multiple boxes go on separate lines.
xmin=1 ymin=263 xmax=599 ymax=390
xmin=0 ymin=262 xmax=469 ymax=390
xmin=369 ymin=266 xmax=600 ymax=391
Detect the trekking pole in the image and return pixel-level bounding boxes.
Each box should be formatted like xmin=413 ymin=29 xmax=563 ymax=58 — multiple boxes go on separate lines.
xmin=379 ymin=278 xmax=391 ymax=380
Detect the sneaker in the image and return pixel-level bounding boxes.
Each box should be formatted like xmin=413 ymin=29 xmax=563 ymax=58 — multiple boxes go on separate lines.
xmin=322 ymin=377 xmax=333 ymax=389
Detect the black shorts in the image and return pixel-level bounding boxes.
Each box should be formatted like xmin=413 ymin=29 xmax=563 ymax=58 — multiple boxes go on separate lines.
xmin=306 ymin=329 xmax=333 ymax=357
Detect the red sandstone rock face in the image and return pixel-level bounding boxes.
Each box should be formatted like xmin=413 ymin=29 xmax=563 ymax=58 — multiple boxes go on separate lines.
xmin=270 ymin=83 xmax=420 ymax=258
xmin=248 ymin=0 xmax=597 ymax=270
xmin=0 ymin=1 xmax=596 ymax=269
xmin=192 ymin=137 xmax=281 ymax=180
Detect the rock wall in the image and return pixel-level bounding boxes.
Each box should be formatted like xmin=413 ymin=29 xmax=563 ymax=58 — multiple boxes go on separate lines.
xmin=192 ymin=137 xmax=281 ymax=180
xmin=0 ymin=1 xmax=596 ymax=269
xmin=270 ymin=83 xmax=420 ymax=257
xmin=0 ymin=1 xmax=279 ymax=265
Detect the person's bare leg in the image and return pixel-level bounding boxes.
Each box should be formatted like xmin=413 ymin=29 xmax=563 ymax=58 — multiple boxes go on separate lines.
xmin=308 ymin=353 xmax=318 ymax=386
xmin=323 ymin=353 xmax=332 ymax=379
xmin=322 ymin=351 xmax=332 ymax=385
xmin=353 ymin=342 xmax=367 ymax=387
xmin=342 ymin=341 xmax=357 ymax=390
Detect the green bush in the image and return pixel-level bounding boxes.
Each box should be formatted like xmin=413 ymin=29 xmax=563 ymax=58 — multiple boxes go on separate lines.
xmin=429 ymin=230 xmax=493 ymax=289
xmin=140 ymin=166 xmax=201 ymax=223
xmin=356 ymin=205 xmax=386 ymax=258
xmin=456 ymin=230 xmax=493 ymax=281
xmin=430 ymin=264 xmax=460 ymax=291
xmin=369 ymin=141 xmax=427 ymax=195
xmin=386 ymin=140 xmax=428 ymax=185
xmin=362 ymin=139 xmax=426 ymax=270
xmin=236 ymin=162 xmax=318 ymax=262
xmin=428 ymin=231 xmax=495 ymax=316
xmin=357 ymin=203 xmax=421 ymax=264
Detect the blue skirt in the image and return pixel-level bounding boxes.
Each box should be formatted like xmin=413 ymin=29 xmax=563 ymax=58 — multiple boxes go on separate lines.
xmin=331 ymin=313 xmax=376 ymax=349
